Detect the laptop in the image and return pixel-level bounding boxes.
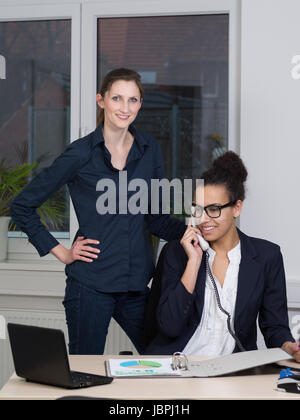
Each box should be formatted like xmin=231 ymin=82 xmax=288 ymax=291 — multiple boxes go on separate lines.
xmin=7 ymin=323 xmax=113 ymax=389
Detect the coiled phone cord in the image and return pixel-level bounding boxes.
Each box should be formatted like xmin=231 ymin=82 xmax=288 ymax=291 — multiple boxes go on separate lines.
xmin=205 ymin=252 xmax=246 ymax=353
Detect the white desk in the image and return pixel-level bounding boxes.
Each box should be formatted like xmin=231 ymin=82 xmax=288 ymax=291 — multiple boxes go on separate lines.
xmin=0 ymin=355 xmax=299 ymax=400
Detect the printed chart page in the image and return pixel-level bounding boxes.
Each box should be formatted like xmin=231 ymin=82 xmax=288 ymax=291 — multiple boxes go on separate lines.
xmin=106 ymin=358 xmax=181 ymax=378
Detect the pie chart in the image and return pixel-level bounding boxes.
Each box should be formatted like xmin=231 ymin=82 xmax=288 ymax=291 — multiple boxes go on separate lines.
xmin=120 ymin=360 xmax=162 ymax=369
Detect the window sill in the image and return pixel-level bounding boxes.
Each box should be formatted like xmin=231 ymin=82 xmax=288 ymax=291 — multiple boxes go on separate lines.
xmin=0 ymin=259 xmax=66 ymax=298
xmin=0 ymin=259 xmax=65 ymax=272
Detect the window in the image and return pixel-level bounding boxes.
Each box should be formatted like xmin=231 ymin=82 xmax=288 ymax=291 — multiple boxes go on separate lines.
xmin=0 ymin=4 xmax=81 ymax=255
xmin=0 ymin=19 xmax=71 ymax=235
xmin=97 ymin=14 xmax=229 ymax=181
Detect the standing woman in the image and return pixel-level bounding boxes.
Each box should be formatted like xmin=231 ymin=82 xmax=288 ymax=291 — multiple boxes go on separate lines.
xmin=10 ymin=68 xmax=186 ymax=355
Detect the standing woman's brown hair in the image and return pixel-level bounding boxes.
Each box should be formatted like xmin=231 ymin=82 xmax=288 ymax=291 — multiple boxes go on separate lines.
xmin=97 ymin=68 xmax=144 ymax=126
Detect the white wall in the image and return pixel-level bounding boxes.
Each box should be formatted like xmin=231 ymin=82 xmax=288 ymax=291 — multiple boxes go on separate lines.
xmin=240 ymin=0 xmax=300 ymax=288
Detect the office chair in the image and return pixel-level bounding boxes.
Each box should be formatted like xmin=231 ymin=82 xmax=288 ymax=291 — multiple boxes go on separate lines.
xmin=143 ymin=242 xmax=169 ymax=348
xmin=118 ymin=242 xmax=169 ymax=355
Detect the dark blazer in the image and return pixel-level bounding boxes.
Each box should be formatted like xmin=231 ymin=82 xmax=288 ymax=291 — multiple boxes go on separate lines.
xmin=145 ymin=229 xmax=294 ymax=355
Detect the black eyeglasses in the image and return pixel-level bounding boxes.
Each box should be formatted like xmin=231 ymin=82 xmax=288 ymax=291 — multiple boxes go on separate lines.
xmin=191 ymin=200 xmax=237 ymax=219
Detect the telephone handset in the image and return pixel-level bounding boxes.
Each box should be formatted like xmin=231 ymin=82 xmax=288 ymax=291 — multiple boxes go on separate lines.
xmin=190 ymin=216 xmax=210 ymax=251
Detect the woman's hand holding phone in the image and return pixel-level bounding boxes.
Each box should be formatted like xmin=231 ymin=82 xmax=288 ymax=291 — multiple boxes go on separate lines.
xmin=180 ymin=218 xmax=204 ymax=263
xmin=180 ymin=219 xmax=204 ymax=294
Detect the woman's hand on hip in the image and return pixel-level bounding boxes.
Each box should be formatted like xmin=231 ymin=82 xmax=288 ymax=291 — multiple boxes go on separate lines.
xmin=51 ymin=236 xmax=100 ymax=265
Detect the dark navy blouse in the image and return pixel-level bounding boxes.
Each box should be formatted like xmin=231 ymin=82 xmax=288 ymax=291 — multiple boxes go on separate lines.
xmin=10 ymin=124 xmax=186 ymax=292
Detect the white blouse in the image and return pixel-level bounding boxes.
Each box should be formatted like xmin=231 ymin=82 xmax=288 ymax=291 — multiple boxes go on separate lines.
xmin=183 ymin=242 xmax=241 ymax=356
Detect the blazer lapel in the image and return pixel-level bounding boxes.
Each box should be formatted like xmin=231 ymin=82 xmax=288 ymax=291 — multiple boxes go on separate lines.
xmin=234 ymin=229 xmax=261 ymax=325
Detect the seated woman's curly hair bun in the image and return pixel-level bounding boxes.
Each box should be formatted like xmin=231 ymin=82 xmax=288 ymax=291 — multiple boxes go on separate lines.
xmin=201 ymin=151 xmax=248 ymax=201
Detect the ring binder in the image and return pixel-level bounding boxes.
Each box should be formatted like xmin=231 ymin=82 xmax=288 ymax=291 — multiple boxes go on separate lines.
xmin=171 ymin=352 xmax=188 ymax=371
xmin=171 ymin=348 xmax=291 ymax=377
xmin=105 ymin=348 xmax=291 ymax=378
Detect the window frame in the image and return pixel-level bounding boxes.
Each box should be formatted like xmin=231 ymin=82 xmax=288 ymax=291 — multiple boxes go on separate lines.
xmin=81 ymin=0 xmax=241 ymax=152
xmin=0 ymin=3 xmax=81 ymax=259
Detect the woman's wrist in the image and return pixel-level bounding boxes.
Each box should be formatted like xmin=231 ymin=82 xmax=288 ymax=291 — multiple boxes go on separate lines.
xmin=188 ymin=254 xmax=202 ymax=267
xmin=181 ymin=257 xmax=201 ymax=294
xmin=50 ymin=244 xmax=72 ymax=265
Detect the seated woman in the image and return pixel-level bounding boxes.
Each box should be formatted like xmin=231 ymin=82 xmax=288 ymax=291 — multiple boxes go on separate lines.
xmin=146 ymin=151 xmax=300 ymax=362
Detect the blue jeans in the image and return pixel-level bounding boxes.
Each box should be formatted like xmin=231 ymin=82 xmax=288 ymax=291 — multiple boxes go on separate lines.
xmin=63 ymin=277 xmax=149 ymax=355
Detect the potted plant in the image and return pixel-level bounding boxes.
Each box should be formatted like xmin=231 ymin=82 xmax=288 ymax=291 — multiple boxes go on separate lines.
xmin=0 ymin=158 xmax=65 ymax=261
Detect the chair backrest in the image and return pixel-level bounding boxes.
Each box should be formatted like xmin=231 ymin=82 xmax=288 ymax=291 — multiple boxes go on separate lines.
xmin=144 ymin=242 xmax=169 ymax=347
